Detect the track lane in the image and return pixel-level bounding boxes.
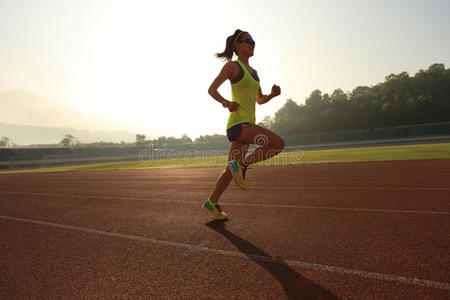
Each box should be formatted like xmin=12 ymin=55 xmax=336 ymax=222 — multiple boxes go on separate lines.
xmin=1 ymin=216 xmax=449 ymax=299
xmin=0 ymin=191 xmax=448 ymax=284
xmin=1 ymin=159 xmax=449 ymax=299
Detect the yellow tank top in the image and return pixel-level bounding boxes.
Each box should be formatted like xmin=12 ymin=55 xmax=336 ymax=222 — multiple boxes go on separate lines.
xmin=226 ymin=60 xmax=260 ymax=129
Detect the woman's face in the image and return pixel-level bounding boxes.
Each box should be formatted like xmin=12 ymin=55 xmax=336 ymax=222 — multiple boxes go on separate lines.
xmin=235 ymin=32 xmax=255 ymax=58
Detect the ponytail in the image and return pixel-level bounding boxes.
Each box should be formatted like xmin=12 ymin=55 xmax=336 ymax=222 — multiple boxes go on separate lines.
xmin=215 ymin=29 xmax=246 ymax=61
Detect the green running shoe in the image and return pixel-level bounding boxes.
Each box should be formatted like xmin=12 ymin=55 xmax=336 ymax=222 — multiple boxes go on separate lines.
xmin=202 ymin=199 xmax=228 ymax=220
xmin=227 ymin=159 xmax=247 ymax=190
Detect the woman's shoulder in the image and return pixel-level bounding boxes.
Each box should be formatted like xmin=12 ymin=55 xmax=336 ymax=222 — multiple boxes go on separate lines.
xmin=222 ymin=61 xmax=240 ymax=79
xmin=224 ymin=60 xmax=240 ymax=70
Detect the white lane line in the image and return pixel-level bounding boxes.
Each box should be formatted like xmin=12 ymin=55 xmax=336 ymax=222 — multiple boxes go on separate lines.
xmin=1 ymin=184 xmax=450 ymax=191
xmin=0 ymin=191 xmax=448 ymax=215
xmin=1 ymin=214 xmax=449 ymax=291
xmin=182 ymin=241 xmax=208 ymax=257
xmin=225 ymin=203 xmax=450 ymax=215
xmin=252 ymin=186 xmax=450 ymax=191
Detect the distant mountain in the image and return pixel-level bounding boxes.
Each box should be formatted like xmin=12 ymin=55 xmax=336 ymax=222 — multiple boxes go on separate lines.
xmin=0 ymin=90 xmax=123 ymax=130
xmin=0 ymin=123 xmax=136 ymax=145
xmin=0 ymin=90 xmax=136 ymax=145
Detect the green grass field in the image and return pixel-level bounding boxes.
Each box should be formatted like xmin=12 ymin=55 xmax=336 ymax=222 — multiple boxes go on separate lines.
xmin=1 ymin=142 xmax=449 ymax=174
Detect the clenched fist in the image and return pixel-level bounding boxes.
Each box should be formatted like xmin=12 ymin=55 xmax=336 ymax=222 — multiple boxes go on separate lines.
xmin=271 ymin=84 xmax=281 ymax=97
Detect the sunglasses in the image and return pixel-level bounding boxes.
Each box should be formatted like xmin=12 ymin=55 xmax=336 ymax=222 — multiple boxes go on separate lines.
xmin=239 ymin=38 xmax=255 ymax=45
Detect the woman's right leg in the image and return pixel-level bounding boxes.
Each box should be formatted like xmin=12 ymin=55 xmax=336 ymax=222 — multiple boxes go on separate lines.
xmin=236 ymin=124 xmax=285 ymax=167
xmin=209 ymin=141 xmax=249 ymax=203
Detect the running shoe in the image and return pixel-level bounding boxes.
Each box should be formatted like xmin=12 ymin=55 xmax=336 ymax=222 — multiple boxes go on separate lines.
xmin=202 ymin=199 xmax=228 ymax=220
xmin=228 ymin=160 xmax=247 ymax=189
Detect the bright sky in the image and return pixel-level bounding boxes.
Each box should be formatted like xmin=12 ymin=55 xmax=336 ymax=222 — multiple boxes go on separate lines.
xmin=1 ymin=0 xmax=449 ymax=139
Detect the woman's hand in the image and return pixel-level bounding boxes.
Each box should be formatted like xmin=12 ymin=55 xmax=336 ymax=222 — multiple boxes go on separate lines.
xmin=257 ymin=85 xmax=281 ymax=105
xmin=227 ymin=101 xmax=240 ymax=112
xmin=271 ymin=84 xmax=281 ymax=97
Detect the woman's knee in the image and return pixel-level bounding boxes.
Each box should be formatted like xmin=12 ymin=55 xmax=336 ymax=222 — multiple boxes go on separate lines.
xmin=271 ymin=135 xmax=285 ymax=151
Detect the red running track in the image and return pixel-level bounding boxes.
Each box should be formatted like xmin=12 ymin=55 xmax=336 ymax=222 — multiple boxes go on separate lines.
xmin=0 ymin=159 xmax=449 ymax=299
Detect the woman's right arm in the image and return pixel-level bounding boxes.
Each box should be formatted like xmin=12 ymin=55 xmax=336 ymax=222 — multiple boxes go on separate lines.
xmin=208 ymin=62 xmax=240 ymax=112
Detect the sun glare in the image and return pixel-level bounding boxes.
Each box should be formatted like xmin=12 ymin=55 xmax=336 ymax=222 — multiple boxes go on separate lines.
xmin=62 ymin=1 xmax=237 ymax=139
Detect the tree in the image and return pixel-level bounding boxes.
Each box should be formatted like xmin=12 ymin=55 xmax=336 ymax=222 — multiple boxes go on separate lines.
xmin=180 ymin=134 xmax=193 ymax=144
xmin=272 ymin=99 xmax=302 ymax=135
xmin=136 ymin=134 xmax=146 ymax=146
xmin=258 ymin=116 xmax=274 ymax=129
xmin=305 ymin=89 xmax=322 ymax=107
xmin=0 ymin=137 xmax=11 ymax=148
xmin=60 ymin=134 xmax=76 ymax=148
xmin=304 ymin=90 xmax=328 ymax=132
xmin=156 ymin=136 xmax=167 ymax=147
xmin=330 ymin=88 xmax=348 ymax=104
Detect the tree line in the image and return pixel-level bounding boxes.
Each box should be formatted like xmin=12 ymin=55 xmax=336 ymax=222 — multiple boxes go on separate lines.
xmin=259 ymin=63 xmax=450 ymax=136
xmin=135 ymin=133 xmax=227 ymax=147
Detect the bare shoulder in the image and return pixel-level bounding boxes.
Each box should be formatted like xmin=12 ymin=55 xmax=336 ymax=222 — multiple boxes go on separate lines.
xmin=222 ymin=61 xmax=240 ymax=80
xmin=223 ymin=60 xmax=239 ymax=72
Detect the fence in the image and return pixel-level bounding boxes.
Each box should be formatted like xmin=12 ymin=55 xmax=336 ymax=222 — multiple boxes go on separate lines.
xmin=1 ymin=122 xmax=449 ymax=169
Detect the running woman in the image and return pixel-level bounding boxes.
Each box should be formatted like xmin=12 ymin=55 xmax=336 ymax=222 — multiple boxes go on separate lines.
xmin=202 ymin=29 xmax=285 ymax=220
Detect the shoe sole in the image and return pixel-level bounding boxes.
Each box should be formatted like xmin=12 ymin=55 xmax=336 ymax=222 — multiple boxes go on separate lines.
xmin=227 ymin=164 xmax=247 ymax=190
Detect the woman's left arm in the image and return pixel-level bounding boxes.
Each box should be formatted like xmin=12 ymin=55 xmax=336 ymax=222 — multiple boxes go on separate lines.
xmin=257 ymin=85 xmax=281 ymax=104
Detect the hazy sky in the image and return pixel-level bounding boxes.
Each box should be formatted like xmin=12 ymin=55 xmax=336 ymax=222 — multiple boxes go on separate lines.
xmin=1 ymin=0 xmax=449 ymax=139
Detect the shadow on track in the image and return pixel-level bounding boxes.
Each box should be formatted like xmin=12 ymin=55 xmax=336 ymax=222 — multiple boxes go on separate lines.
xmin=205 ymin=220 xmax=340 ymax=300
